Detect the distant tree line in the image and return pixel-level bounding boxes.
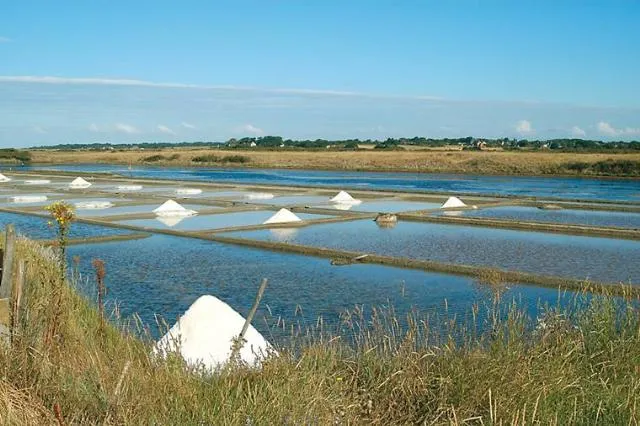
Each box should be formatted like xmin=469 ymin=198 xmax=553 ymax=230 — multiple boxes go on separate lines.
xmin=32 ymin=136 xmax=640 ymax=152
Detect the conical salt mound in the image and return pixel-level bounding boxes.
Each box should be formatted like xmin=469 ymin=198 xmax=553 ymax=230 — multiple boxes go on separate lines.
xmin=153 ymin=199 xmax=197 ymax=217
xmin=330 ymin=190 xmax=362 ymax=205
xmin=263 ymin=208 xmax=302 ymax=224
xmin=330 ymin=190 xmax=355 ymax=202
xmin=154 ymin=295 xmax=273 ymax=370
xmin=441 ymin=196 xmax=467 ymax=209
xmin=69 ymin=177 xmax=91 ymax=188
xmin=244 ymin=192 xmax=274 ymax=200
xmin=0 ymin=173 xmax=11 ymax=182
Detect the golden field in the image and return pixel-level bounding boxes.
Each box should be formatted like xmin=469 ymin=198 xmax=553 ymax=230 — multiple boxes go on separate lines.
xmin=29 ymin=148 xmax=640 ymax=176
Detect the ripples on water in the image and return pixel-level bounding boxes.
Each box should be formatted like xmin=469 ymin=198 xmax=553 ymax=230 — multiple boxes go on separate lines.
xmin=27 ymin=164 xmax=640 ymax=202
xmin=231 ymin=220 xmax=640 ymax=284
xmin=68 ymin=234 xmax=577 ymax=339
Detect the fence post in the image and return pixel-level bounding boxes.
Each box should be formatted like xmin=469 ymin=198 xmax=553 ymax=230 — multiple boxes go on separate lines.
xmin=0 ymin=225 xmax=16 ymax=299
xmin=12 ymin=260 xmax=25 ymax=336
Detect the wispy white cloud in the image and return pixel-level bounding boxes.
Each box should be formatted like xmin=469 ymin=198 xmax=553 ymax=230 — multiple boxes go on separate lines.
xmin=181 ymin=121 xmax=196 ymax=130
xmin=570 ymin=126 xmax=586 ymax=137
xmin=33 ymin=126 xmax=46 ymax=134
xmin=88 ymin=123 xmax=100 ymax=132
xmin=115 ymin=123 xmax=139 ymax=134
xmin=597 ymin=121 xmax=640 ymax=137
xmin=237 ymin=124 xmax=264 ymax=136
xmin=515 ymin=120 xmax=534 ymax=135
xmin=157 ymin=124 xmax=176 ymax=135
xmin=0 ymin=37 xmax=11 ymax=43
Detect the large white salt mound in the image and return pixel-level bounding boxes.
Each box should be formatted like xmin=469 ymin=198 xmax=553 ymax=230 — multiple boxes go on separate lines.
xmin=117 ymin=185 xmax=143 ymax=191
xmin=440 ymin=196 xmax=467 ymax=209
xmin=244 ymin=192 xmax=274 ymax=200
xmin=24 ymin=179 xmax=51 ymax=185
xmin=154 ymin=295 xmax=273 ymax=369
xmin=330 ymin=190 xmax=362 ymax=205
xmin=12 ymin=195 xmax=47 ymax=203
xmin=74 ymin=201 xmax=113 ymax=210
xmin=263 ymin=208 xmax=302 ymax=224
xmin=0 ymin=173 xmax=11 ymax=182
xmin=69 ymin=177 xmax=91 ymax=188
xmin=153 ymin=199 xmax=198 ymax=217
xmin=175 ymin=188 xmax=203 ymax=196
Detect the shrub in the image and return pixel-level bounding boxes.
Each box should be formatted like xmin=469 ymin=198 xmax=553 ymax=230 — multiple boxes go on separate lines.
xmin=192 ymin=154 xmax=250 ymax=164
xmin=141 ymin=154 xmax=166 ymax=162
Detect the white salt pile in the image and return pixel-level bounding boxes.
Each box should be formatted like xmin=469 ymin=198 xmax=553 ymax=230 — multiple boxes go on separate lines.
xmin=74 ymin=201 xmax=114 ymax=210
xmin=24 ymin=179 xmax=51 ymax=185
xmin=244 ymin=192 xmax=275 ymax=200
xmin=11 ymin=195 xmax=48 ymax=203
xmin=154 ymin=295 xmax=273 ymax=370
xmin=440 ymin=196 xmax=467 ymax=209
xmin=263 ymin=208 xmax=302 ymax=224
xmin=0 ymin=173 xmax=11 ymax=182
xmin=117 ymin=185 xmax=143 ymax=191
xmin=153 ymin=199 xmax=197 ymax=217
xmin=175 ymin=188 xmax=203 ymax=196
xmin=69 ymin=177 xmax=92 ymax=189
xmin=330 ymin=190 xmax=362 ymax=205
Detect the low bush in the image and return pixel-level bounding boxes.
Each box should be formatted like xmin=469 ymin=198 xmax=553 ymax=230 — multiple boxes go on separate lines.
xmin=192 ymin=154 xmax=250 ymax=164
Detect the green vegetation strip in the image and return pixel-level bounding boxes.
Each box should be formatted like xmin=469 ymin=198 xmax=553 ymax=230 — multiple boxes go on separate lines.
xmin=398 ymin=213 xmax=640 ymax=240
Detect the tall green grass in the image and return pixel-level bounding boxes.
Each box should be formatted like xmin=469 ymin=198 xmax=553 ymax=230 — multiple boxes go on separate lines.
xmin=1 ymin=237 xmax=640 ymax=424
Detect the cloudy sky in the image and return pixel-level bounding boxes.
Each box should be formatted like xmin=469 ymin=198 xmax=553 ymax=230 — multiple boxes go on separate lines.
xmin=1 ymin=1 xmax=639 ymax=147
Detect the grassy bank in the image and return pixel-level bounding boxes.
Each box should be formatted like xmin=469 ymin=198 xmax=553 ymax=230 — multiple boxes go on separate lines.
xmin=2 ymin=237 xmax=640 ymax=423
xmin=28 ymin=148 xmax=640 ymax=177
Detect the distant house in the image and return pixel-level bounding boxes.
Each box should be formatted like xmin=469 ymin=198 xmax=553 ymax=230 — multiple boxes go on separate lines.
xmin=279 ymin=143 xmax=285 ymax=148
xmin=475 ymin=140 xmax=487 ymax=150
xmin=250 ymin=142 xmax=257 ymax=148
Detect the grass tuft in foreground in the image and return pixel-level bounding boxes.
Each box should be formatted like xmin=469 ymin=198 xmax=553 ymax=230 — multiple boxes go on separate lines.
xmin=1 ymin=238 xmax=640 ymax=424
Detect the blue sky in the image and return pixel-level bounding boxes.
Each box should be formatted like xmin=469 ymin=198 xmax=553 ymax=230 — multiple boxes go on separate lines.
xmin=1 ymin=1 xmax=639 ymax=147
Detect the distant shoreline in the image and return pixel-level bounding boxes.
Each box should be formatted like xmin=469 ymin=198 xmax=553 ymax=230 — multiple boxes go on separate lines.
xmin=26 ymin=148 xmax=640 ymax=179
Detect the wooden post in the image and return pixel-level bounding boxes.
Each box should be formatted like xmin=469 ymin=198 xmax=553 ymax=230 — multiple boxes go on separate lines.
xmin=11 ymin=260 xmax=25 ymax=333
xmin=239 ymin=278 xmax=268 ymax=341
xmin=0 ymin=225 xmax=16 ymax=299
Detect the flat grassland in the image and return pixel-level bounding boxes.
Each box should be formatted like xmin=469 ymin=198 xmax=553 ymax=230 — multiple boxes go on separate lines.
xmin=30 ymin=148 xmax=640 ymax=177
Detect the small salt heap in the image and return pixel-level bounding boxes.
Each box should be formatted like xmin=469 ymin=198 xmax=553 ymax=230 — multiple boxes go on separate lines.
xmin=24 ymin=179 xmax=51 ymax=185
xmin=69 ymin=177 xmax=92 ymax=189
xmin=440 ymin=196 xmax=467 ymax=209
xmin=263 ymin=208 xmax=302 ymax=224
xmin=330 ymin=190 xmax=362 ymax=205
xmin=244 ymin=192 xmax=275 ymax=200
xmin=11 ymin=195 xmax=48 ymax=203
xmin=154 ymin=295 xmax=273 ymax=370
xmin=117 ymin=185 xmax=143 ymax=191
xmin=153 ymin=199 xmax=198 ymax=217
xmin=0 ymin=173 xmax=11 ymax=182
xmin=74 ymin=201 xmax=113 ymax=210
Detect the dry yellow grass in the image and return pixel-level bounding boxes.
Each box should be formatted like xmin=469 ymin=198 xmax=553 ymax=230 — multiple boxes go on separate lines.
xmin=30 ymin=148 xmax=640 ymax=176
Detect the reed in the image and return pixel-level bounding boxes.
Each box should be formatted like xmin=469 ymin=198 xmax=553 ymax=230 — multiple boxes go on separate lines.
xmin=1 ymin=237 xmax=640 ymax=424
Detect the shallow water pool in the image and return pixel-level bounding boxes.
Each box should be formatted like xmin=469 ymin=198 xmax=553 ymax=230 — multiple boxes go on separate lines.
xmin=435 ymin=205 xmax=640 ymax=229
xmin=67 ymin=234 xmax=575 ymax=339
xmin=230 ymin=220 xmax=640 ymax=284
xmin=119 ymin=210 xmax=332 ymax=231
xmin=76 ymin=203 xmax=215 ymax=217
xmin=315 ymin=199 xmax=443 ymax=213
xmin=0 ymin=211 xmax=132 ymax=240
